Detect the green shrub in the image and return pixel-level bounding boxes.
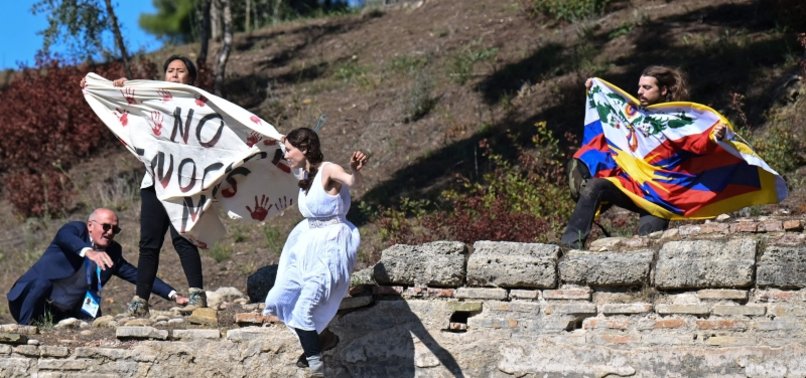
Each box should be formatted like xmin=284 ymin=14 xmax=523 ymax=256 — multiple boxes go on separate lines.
xmin=33 ymin=310 xmax=54 ymax=329
xmin=522 ymin=0 xmax=612 ymax=22
xmin=370 ymin=121 xmax=575 ymax=246
xmin=91 ymin=172 xmax=140 ymax=213
xmin=370 ymin=197 xmax=433 ymax=245
xmin=387 ymin=54 xmax=429 ymax=74
xmin=448 ymin=45 xmax=498 ymax=85
xmin=404 ymin=71 xmax=437 ymax=123
xmin=208 ymin=243 xmax=232 ymax=263
xmin=231 ymin=225 xmax=247 ymax=243
xmin=728 ymin=91 xmax=805 ymax=175
xmin=263 ymin=224 xmax=285 ymax=256
xmin=333 ymin=60 xmax=375 ymax=88
xmin=751 ymin=120 xmax=806 ymax=174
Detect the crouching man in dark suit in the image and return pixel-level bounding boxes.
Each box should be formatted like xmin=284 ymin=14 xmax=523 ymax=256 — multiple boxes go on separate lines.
xmin=6 ymin=208 xmax=188 ymax=325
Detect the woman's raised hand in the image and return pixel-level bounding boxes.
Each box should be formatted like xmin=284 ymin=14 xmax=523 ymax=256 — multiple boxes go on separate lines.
xmin=350 ymin=151 xmax=369 ymax=172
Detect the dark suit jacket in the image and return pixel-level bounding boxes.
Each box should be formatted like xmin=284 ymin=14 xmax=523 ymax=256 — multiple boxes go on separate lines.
xmin=6 ymin=221 xmax=176 ymax=324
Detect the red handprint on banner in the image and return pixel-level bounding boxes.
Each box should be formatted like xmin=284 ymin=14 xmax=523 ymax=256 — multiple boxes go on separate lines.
xmin=195 ymin=95 xmax=208 ymax=107
xmin=114 ymin=108 xmax=129 ymax=126
xmin=246 ymin=131 xmax=263 ymax=147
xmin=274 ymin=195 xmax=293 ymax=212
xmin=157 ymin=89 xmax=173 ymax=102
xmin=263 ymin=139 xmax=277 ymax=146
xmin=249 ymin=115 xmax=262 ymax=125
xmin=221 ymin=185 xmax=236 ymax=198
xmin=121 ymin=87 xmax=136 ymax=104
xmin=149 ymin=111 xmax=164 ymax=136
xmin=246 ymin=195 xmax=271 ymax=221
xmin=184 ymin=235 xmax=208 ymax=249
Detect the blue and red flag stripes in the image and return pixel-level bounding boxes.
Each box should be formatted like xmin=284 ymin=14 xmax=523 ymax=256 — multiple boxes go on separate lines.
xmin=572 ymin=78 xmax=787 ymax=220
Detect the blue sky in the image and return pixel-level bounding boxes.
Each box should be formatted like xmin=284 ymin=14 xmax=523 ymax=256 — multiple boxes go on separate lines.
xmin=0 ymin=1 xmax=162 ymax=70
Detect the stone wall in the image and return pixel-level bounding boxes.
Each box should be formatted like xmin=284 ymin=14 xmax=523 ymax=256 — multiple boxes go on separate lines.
xmin=0 ymin=218 xmax=804 ymax=377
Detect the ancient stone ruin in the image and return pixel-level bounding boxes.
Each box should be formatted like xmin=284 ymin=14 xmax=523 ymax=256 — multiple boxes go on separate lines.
xmin=0 ymin=217 xmax=804 ymax=377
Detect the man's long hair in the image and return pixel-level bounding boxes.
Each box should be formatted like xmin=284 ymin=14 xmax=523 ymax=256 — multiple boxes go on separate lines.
xmin=641 ymin=65 xmax=689 ymax=102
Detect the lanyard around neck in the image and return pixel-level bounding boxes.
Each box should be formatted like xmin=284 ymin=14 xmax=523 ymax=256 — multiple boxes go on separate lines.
xmin=85 ymin=260 xmax=102 ymax=294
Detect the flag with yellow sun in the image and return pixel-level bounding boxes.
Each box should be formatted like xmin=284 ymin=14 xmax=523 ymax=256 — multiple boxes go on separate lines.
xmin=573 ymin=78 xmax=788 ymax=219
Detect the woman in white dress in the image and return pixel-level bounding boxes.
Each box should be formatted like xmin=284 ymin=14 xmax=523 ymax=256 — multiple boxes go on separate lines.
xmin=264 ymin=127 xmax=368 ymax=377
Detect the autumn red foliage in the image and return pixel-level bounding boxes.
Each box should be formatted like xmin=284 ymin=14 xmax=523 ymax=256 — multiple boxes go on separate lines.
xmin=0 ymin=57 xmax=157 ymax=217
xmin=373 ymin=131 xmax=573 ymax=246
xmin=429 ymin=195 xmax=562 ymax=244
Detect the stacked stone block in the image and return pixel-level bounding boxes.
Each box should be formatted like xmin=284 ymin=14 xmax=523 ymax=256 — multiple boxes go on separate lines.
xmin=1 ymin=218 xmax=804 ymax=376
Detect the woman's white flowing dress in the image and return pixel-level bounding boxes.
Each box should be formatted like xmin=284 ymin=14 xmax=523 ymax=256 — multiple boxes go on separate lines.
xmin=263 ymin=162 xmax=359 ymax=333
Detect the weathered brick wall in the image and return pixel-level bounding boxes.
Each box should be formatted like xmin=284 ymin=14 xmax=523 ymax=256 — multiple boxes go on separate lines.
xmin=0 ymin=218 xmax=804 ymax=377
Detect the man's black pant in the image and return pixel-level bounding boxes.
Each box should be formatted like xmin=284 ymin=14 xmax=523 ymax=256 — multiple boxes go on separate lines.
xmin=561 ymin=178 xmax=668 ymax=249
xmin=137 ymin=186 xmax=203 ymax=300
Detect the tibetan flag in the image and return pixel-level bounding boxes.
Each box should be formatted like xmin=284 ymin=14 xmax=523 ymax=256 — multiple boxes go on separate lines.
xmin=573 ymin=78 xmax=788 ymax=220
xmin=82 ymin=73 xmax=299 ymax=248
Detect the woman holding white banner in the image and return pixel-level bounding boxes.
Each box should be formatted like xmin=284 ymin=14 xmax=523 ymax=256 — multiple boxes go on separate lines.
xmin=263 ymin=127 xmax=368 ymax=377
xmin=82 ymin=55 xmax=208 ymax=316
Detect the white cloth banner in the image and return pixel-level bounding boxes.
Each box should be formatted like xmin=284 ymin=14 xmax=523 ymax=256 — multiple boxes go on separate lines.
xmin=82 ymin=73 xmax=299 ymax=248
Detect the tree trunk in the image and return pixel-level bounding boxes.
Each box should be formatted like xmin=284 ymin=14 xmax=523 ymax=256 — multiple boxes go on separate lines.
xmin=211 ymin=0 xmax=222 ymax=41
xmin=273 ymin=0 xmax=284 ymax=22
xmin=196 ymin=0 xmax=212 ymax=88
xmin=197 ymin=0 xmax=212 ymax=64
xmin=245 ymin=0 xmax=252 ymax=33
xmin=214 ymin=0 xmax=233 ymax=96
xmin=103 ymin=0 xmax=131 ymax=78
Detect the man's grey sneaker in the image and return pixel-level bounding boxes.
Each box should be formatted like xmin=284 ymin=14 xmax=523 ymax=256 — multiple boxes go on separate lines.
xmin=126 ymin=296 xmax=149 ymax=318
xmin=187 ymin=287 xmax=208 ymax=309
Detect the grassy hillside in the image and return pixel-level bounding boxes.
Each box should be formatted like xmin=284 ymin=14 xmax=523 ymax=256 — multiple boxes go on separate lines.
xmin=0 ymin=0 xmax=803 ymax=323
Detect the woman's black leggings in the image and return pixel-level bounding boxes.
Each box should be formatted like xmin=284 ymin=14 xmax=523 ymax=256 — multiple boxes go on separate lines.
xmin=294 ymin=327 xmax=321 ymax=357
xmin=136 ymin=186 xmax=204 ymax=300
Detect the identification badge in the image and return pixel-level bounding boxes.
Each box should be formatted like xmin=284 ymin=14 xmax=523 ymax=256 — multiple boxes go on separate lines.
xmin=81 ymin=290 xmax=101 ymax=318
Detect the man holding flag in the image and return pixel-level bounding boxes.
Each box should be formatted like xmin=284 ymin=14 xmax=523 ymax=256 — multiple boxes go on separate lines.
xmin=561 ymin=65 xmax=784 ymax=249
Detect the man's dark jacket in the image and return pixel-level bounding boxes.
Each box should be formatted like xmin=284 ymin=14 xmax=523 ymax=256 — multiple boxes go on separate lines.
xmin=7 ymin=221 xmax=174 ymax=324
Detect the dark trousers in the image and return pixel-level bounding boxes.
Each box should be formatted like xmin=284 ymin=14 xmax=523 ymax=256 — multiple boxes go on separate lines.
xmin=294 ymin=327 xmax=321 ymax=357
xmin=137 ymin=186 xmax=203 ymax=300
xmin=9 ymin=280 xmax=91 ymax=325
xmin=561 ymin=178 xmax=668 ymax=249
xmin=8 ymin=278 xmax=49 ymax=325
xmin=45 ymin=301 xmax=92 ymax=323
